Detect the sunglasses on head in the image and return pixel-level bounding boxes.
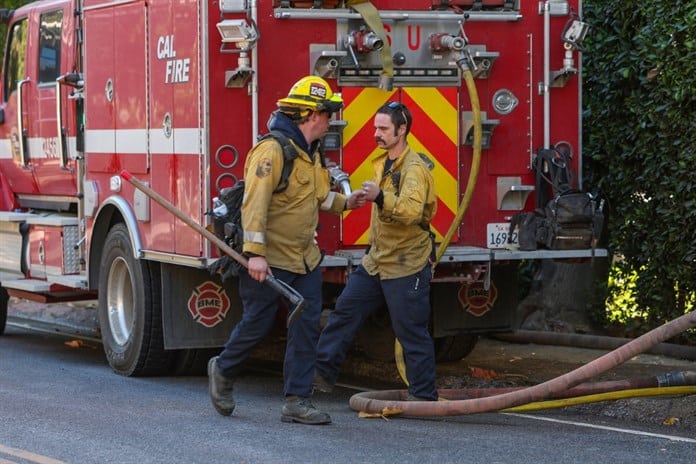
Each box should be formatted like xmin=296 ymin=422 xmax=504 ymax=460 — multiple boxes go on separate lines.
xmin=386 ymin=101 xmax=408 ymax=126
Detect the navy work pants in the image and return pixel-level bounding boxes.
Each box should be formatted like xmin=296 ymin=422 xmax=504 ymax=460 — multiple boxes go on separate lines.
xmin=217 ymin=266 xmax=322 ymax=398
xmin=316 ymin=264 xmax=438 ymax=400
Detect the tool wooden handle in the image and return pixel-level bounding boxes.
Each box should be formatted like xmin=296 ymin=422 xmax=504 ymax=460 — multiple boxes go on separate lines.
xmin=120 ymin=170 xmax=306 ymax=326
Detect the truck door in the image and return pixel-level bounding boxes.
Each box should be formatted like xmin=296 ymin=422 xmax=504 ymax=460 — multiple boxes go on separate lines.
xmin=0 ymin=11 xmax=32 ymax=195
xmin=0 ymin=2 xmax=77 ymax=204
xmin=33 ymin=6 xmax=78 ymax=198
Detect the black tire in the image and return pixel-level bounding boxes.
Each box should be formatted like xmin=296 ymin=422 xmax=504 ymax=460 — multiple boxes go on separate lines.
xmin=354 ymin=308 xmax=481 ymax=363
xmin=0 ymin=286 xmax=8 ymax=335
xmin=170 ymin=348 xmax=221 ymax=376
xmin=434 ymin=334 xmax=479 ymax=362
xmin=98 ymin=224 xmax=173 ymax=376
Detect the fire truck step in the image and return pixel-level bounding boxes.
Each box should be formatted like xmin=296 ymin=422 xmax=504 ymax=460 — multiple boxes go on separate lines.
xmin=1 ymin=275 xmax=88 ymax=292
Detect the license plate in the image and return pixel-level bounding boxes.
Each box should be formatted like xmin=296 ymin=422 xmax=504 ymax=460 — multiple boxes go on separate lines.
xmin=487 ymin=223 xmax=517 ymax=249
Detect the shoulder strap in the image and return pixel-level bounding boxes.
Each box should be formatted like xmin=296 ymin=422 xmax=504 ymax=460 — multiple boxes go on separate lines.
xmin=257 ymin=130 xmax=299 ymax=193
xmin=533 ymin=146 xmax=573 ymax=208
xmin=417 ymin=152 xmax=435 ymax=171
xmin=391 ymin=152 xmax=435 ymax=190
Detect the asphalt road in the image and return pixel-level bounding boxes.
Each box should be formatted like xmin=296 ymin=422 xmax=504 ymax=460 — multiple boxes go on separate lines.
xmin=1 ymin=324 xmax=695 ymax=464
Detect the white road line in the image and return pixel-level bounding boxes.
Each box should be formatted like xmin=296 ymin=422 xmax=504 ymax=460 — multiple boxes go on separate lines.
xmin=505 ymin=413 xmax=696 ymax=443
xmin=0 ymin=444 xmax=65 ymax=464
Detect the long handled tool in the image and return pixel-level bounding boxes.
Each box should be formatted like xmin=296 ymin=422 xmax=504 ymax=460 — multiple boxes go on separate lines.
xmin=119 ymin=170 xmax=306 ymax=327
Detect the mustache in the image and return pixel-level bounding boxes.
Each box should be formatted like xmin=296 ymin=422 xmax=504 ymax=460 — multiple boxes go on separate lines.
xmin=375 ymin=137 xmax=385 ymax=144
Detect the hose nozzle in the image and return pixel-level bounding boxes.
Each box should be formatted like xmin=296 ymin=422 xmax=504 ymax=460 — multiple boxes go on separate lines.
xmin=329 ymin=166 xmax=352 ymax=196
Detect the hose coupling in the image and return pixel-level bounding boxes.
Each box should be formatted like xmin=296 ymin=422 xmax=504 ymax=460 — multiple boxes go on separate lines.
xmin=328 ymin=166 xmax=352 ymax=196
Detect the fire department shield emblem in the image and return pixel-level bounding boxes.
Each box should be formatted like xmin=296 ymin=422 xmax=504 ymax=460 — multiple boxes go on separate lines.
xmin=458 ymin=282 xmax=498 ymax=317
xmin=187 ymin=281 xmax=231 ymax=328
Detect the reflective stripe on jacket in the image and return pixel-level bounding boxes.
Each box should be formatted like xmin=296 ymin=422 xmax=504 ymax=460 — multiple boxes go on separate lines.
xmin=362 ymin=146 xmax=437 ymax=279
xmin=241 ymin=138 xmax=347 ymax=273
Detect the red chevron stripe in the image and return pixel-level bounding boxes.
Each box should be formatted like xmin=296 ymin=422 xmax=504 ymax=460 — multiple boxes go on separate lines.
xmin=343 ymin=127 xmax=377 ymax=173
xmin=341 ymin=206 xmax=372 ymax=244
xmin=401 ymin=91 xmax=458 ymax=176
xmin=432 ymin=196 xmax=457 ymax=239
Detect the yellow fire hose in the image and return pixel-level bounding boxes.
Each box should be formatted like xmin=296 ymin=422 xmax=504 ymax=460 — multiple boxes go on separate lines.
xmin=433 ymin=66 xmax=482 ymax=267
xmin=501 ymin=386 xmax=696 ymax=413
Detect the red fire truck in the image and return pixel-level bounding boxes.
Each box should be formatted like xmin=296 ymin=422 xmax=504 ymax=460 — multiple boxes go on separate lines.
xmin=0 ymin=0 xmax=603 ymax=376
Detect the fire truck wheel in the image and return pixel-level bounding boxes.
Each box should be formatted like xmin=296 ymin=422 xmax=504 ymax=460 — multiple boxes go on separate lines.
xmin=353 ymin=310 xmax=480 ymax=363
xmin=171 ymin=348 xmax=221 ymax=376
xmin=433 ymin=334 xmax=479 ymax=362
xmin=98 ymin=224 xmax=173 ymax=376
xmin=0 ymin=285 xmax=8 ymax=335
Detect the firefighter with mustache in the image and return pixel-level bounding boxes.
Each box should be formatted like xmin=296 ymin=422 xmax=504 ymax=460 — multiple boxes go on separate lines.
xmin=314 ymin=101 xmax=439 ymax=402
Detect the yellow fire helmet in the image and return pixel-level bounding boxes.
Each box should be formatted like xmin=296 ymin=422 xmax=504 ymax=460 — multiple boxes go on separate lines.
xmin=277 ymin=76 xmax=343 ymax=114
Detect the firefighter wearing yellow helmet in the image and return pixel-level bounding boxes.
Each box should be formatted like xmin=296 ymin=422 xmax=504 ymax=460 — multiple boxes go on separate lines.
xmin=208 ymin=76 xmax=366 ymax=425
xmin=276 ymin=75 xmax=344 ymax=118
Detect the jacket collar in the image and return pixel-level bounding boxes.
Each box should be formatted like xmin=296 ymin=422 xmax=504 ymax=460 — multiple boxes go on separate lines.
xmin=267 ymin=111 xmax=320 ymax=157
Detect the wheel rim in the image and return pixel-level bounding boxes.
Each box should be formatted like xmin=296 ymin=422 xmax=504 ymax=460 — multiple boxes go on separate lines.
xmin=106 ymin=256 xmax=135 ymax=346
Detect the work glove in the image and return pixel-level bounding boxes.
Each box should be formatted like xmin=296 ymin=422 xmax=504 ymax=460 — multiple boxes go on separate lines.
xmin=208 ymin=255 xmax=242 ymax=282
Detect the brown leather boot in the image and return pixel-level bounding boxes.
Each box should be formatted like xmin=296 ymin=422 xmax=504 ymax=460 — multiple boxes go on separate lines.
xmin=207 ymin=356 xmax=235 ymax=416
xmin=312 ymin=372 xmax=334 ymax=393
xmin=281 ymin=396 xmax=331 ymax=425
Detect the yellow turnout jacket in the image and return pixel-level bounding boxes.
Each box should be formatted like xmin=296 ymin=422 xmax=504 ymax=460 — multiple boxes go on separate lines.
xmin=241 ymin=138 xmax=347 ymax=273
xmin=362 ymin=146 xmax=437 ymax=279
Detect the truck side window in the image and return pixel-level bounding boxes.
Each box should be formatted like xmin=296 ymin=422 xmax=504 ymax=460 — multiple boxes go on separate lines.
xmin=3 ymin=18 xmax=27 ymax=103
xmin=38 ymin=10 xmax=63 ymax=84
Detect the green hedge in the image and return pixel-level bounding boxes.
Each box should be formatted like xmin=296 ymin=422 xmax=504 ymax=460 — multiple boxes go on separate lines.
xmin=583 ymin=0 xmax=696 ymax=334
xmin=1 ymin=1 xmax=28 ymax=53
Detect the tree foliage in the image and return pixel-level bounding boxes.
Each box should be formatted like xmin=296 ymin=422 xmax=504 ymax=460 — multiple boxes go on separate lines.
xmin=583 ymin=0 xmax=696 ymax=330
xmin=1 ymin=1 xmax=32 ymax=54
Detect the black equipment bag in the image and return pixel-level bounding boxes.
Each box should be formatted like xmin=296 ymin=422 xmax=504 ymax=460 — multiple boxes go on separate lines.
xmin=542 ymin=190 xmax=598 ymax=250
xmin=509 ymin=145 xmax=605 ymax=251
xmin=208 ymin=132 xmax=299 ymax=280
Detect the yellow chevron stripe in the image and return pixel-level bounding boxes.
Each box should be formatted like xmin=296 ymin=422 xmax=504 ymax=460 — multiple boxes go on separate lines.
xmin=343 ymin=88 xmax=395 ymax=145
xmin=404 ymin=87 xmax=459 ymax=146
xmin=342 ymin=87 xmax=459 ymax=242
xmin=349 ymin=146 xmax=382 ymax=186
xmin=355 ymin=227 xmax=370 ymax=244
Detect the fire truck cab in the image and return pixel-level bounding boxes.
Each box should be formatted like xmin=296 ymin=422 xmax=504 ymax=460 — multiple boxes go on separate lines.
xmin=0 ymin=0 xmax=604 ymax=376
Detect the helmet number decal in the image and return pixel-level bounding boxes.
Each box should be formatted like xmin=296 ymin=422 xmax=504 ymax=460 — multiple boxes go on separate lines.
xmin=309 ymin=83 xmax=328 ymax=99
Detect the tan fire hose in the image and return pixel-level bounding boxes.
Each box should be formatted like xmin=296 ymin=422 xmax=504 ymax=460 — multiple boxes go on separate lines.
xmin=119 ymin=170 xmax=306 ymax=327
xmin=347 ymin=1 xmax=393 ymax=91
xmin=350 ymin=310 xmax=696 ymax=417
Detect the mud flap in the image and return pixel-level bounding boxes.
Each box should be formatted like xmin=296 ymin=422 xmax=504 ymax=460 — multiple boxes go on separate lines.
xmin=161 ymin=263 xmax=242 ymax=349
xmin=431 ymin=263 xmax=518 ymax=337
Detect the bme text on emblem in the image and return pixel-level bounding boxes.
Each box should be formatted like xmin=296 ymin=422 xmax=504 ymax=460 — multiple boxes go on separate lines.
xmin=187 ymin=281 xmax=231 ymax=328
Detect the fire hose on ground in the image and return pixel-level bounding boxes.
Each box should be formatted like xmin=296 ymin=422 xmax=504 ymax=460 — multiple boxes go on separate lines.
xmin=350 ymin=310 xmax=696 ymax=417
xmin=493 ymin=330 xmax=696 ymax=362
